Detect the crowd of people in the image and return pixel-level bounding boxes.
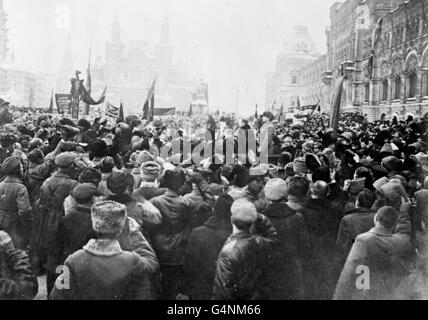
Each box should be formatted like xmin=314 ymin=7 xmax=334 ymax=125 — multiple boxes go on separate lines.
xmin=0 ymin=107 xmax=428 ymax=300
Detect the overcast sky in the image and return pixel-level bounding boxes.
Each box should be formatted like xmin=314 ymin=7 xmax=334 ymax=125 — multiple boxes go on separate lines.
xmin=4 ymin=0 xmax=338 ymax=114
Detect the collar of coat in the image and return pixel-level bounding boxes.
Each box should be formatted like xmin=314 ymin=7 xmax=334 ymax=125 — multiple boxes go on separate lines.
xmin=165 ymin=190 xmax=179 ymax=198
xmin=53 ymin=171 xmax=73 ymax=179
xmin=83 ymin=239 xmax=123 ymax=257
xmin=3 ymin=176 xmax=24 ymax=184
xmin=204 ymin=216 xmax=233 ymax=231
xmin=369 ymin=226 xmax=394 ymax=237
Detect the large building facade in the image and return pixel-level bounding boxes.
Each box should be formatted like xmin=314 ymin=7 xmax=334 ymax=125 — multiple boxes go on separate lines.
xmin=267 ymin=0 xmax=428 ymax=122
xmin=322 ymin=0 xmax=428 ymax=121
xmin=361 ymin=0 xmax=428 ymax=121
xmin=265 ymin=26 xmax=322 ymax=112
xmin=92 ymin=16 xmax=194 ymax=114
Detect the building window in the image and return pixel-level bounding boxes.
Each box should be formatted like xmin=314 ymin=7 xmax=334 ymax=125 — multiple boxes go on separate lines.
xmin=424 ymin=72 xmax=428 ymax=96
xmin=291 ymin=75 xmax=298 ymax=85
xmin=394 ymin=76 xmax=401 ymax=100
xmin=364 ymin=83 xmax=370 ymax=103
xmin=408 ymin=72 xmax=417 ymax=98
xmin=382 ymin=79 xmax=388 ymax=101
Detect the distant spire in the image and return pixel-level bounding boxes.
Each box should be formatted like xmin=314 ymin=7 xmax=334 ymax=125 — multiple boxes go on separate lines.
xmin=160 ymin=17 xmax=170 ymax=45
xmin=57 ymin=35 xmax=75 ymax=91
xmin=111 ymin=12 xmax=121 ymax=43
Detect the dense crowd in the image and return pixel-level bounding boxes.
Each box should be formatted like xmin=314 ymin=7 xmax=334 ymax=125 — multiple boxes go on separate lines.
xmin=0 ymin=108 xmax=427 ymax=300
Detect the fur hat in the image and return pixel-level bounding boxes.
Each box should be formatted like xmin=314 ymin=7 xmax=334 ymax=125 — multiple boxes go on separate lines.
xmin=72 ymin=183 xmax=99 ymax=202
xmin=231 ymin=199 xmax=258 ymax=225
xmin=262 ymin=111 xmax=274 ymax=121
xmin=91 ymin=201 xmax=127 ymax=235
xmin=373 ymin=177 xmax=390 ymax=193
xmin=77 ymin=119 xmax=91 ymax=130
xmin=28 ymin=149 xmax=44 ymax=164
xmin=381 ymin=156 xmax=399 ymax=171
xmin=264 ymin=178 xmax=288 ymax=201
xmin=55 ymin=152 xmax=75 ymax=168
xmin=136 ymin=150 xmax=155 ymax=165
xmin=1 ymin=156 xmax=21 ymax=175
xmin=140 ymin=161 xmax=161 ymax=182
xmin=79 ymin=167 xmax=102 ymax=185
xmin=380 ymin=180 xmax=407 ymax=208
xmin=163 ymin=169 xmax=186 ymax=192
xmin=107 ymin=172 xmax=133 ymax=194
xmin=88 ymin=139 xmax=107 ymax=158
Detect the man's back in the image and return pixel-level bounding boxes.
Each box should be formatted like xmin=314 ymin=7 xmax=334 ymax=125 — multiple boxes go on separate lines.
xmin=335 ymin=206 xmax=413 ymax=300
xmin=50 ymin=239 xmax=155 ymax=300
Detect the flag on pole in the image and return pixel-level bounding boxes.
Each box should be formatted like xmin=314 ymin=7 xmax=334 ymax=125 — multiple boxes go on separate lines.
xmin=84 ymin=49 xmax=92 ymax=115
xmin=279 ymin=105 xmax=284 ymax=122
xmin=330 ymin=76 xmax=345 ymax=134
xmin=143 ymin=77 xmax=157 ymax=121
xmin=82 ymin=86 xmax=107 ymax=105
xmin=119 ymin=100 xmax=124 ymax=121
xmin=49 ymin=91 xmax=54 ymax=113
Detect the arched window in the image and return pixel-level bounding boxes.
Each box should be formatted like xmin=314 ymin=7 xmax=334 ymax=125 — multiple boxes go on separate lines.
xmin=382 ymin=79 xmax=388 ymax=101
xmin=394 ymin=76 xmax=401 ymax=100
xmin=408 ymin=72 xmax=417 ymax=98
xmin=424 ymin=71 xmax=428 ymax=96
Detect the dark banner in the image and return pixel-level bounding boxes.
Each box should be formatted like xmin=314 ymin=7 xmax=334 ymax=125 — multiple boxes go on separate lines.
xmin=154 ymin=107 xmax=176 ymax=116
xmin=55 ymin=94 xmax=72 ymax=114
xmin=330 ymin=76 xmax=345 ymax=134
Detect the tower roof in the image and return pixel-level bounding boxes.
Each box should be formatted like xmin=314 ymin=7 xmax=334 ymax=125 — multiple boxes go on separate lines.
xmin=282 ymin=25 xmax=319 ymax=55
xmin=160 ymin=17 xmax=170 ymax=45
xmin=111 ymin=12 xmax=121 ymax=43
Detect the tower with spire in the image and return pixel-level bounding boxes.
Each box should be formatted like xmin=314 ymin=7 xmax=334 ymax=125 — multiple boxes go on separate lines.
xmin=160 ymin=17 xmax=170 ymax=45
xmin=57 ymin=35 xmax=75 ymax=92
xmin=154 ymin=17 xmax=173 ymax=70
xmin=106 ymin=12 xmax=125 ymax=64
xmin=0 ymin=0 xmax=8 ymax=63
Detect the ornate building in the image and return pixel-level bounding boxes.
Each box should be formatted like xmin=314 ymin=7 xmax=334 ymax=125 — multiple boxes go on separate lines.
xmin=92 ymin=16 xmax=194 ymax=114
xmin=300 ymin=54 xmax=330 ymax=110
xmin=361 ymin=0 xmax=428 ymax=121
xmin=322 ymin=0 xmax=423 ymax=121
xmin=265 ymin=26 xmax=321 ymax=111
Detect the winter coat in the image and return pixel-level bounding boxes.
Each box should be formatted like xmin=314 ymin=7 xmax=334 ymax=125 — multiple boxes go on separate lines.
xmin=260 ymin=202 xmax=311 ymax=300
xmin=50 ymin=238 xmax=158 ymax=300
xmin=0 ymin=177 xmax=32 ymax=249
xmin=301 ymin=197 xmax=343 ymax=299
xmin=133 ymin=182 xmax=167 ymax=201
xmin=26 ymin=159 xmax=56 ymax=204
xmin=150 ymin=190 xmax=198 ymax=266
xmin=105 ymin=193 xmax=162 ymax=229
xmin=0 ymin=249 xmax=38 ymax=300
xmin=36 ymin=171 xmax=78 ymax=249
xmin=212 ymin=216 xmax=277 ymax=300
xmin=336 ymin=207 xmax=375 ymax=255
xmin=184 ymin=216 xmax=232 ymax=300
xmin=334 ymin=204 xmax=413 ymax=300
